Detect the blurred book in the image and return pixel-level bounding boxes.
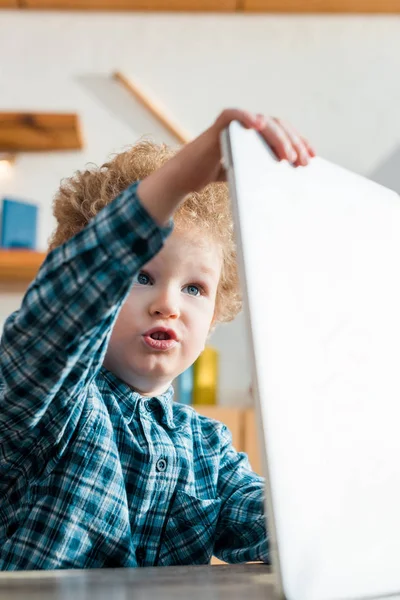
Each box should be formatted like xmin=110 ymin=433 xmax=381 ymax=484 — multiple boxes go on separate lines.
xmin=193 ymin=346 xmax=218 ymax=406
xmin=175 ymin=365 xmax=194 ymax=405
xmin=1 ymin=198 xmax=38 ymax=250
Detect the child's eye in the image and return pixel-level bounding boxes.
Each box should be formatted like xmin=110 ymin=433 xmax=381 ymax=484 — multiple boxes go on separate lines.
xmin=133 ymin=271 xmax=152 ymax=286
xmin=183 ymin=284 xmax=203 ymax=297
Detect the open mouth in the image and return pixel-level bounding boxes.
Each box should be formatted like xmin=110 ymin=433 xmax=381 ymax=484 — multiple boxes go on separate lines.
xmin=150 ymin=332 xmax=171 ymax=340
xmin=142 ymin=329 xmax=178 ymax=351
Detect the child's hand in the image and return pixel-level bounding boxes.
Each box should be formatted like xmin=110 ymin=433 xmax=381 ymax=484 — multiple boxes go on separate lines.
xmin=138 ymin=110 xmax=315 ymax=227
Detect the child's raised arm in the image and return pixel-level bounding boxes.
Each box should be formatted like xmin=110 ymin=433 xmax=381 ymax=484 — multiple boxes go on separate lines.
xmin=0 ymin=182 xmax=173 ymax=486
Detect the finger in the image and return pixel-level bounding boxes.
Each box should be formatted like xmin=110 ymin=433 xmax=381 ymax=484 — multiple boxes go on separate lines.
xmin=301 ymin=136 xmax=316 ymax=158
xmin=274 ymin=118 xmax=315 ymax=166
xmin=257 ymin=116 xmax=296 ymax=163
xmin=273 ymin=118 xmax=309 ymax=166
xmin=214 ymin=109 xmax=259 ymax=133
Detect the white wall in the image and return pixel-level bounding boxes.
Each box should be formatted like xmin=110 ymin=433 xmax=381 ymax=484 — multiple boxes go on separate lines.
xmin=0 ymin=11 xmax=399 ymax=405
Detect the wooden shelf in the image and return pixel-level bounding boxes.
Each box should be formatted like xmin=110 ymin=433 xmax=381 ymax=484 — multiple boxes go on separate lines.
xmin=0 ymin=250 xmax=46 ymax=283
xmin=6 ymin=0 xmax=400 ymax=10
xmin=243 ymin=0 xmax=400 ymax=11
xmin=0 ymin=112 xmax=83 ymax=152
xmin=20 ymin=0 xmax=237 ymax=9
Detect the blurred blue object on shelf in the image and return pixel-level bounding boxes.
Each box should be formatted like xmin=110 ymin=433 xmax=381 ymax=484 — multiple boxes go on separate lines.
xmin=0 ymin=198 xmax=38 ymax=249
xmin=176 ymin=365 xmax=194 ymax=405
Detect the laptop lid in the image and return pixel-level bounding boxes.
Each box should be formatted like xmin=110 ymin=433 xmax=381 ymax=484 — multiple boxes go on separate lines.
xmin=221 ymin=120 xmax=400 ymax=600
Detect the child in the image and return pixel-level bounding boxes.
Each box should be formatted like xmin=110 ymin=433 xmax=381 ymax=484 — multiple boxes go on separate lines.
xmin=0 ymin=110 xmax=315 ymax=569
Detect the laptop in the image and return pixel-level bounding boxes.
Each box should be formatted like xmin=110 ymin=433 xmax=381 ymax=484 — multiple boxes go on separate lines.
xmin=221 ymin=121 xmax=400 ymax=600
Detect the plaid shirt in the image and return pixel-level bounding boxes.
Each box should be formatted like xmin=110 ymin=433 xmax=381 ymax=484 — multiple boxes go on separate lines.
xmin=0 ymin=182 xmax=268 ymax=570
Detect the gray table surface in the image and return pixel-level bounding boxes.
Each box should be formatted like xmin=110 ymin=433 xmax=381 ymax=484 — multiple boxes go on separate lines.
xmin=0 ymin=564 xmax=277 ymax=600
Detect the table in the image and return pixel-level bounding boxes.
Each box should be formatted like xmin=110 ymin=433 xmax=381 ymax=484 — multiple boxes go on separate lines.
xmin=0 ymin=563 xmax=276 ymax=600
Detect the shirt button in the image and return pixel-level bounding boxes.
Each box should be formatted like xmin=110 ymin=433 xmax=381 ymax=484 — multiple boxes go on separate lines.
xmin=156 ymin=458 xmax=167 ymax=473
xmin=144 ymin=400 xmax=152 ymax=412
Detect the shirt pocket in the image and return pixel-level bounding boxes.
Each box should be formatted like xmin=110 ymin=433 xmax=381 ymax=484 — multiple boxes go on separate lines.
xmin=157 ymin=490 xmax=221 ymax=566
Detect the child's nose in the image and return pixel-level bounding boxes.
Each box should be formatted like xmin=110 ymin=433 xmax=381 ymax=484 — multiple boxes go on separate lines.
xmin=149 ymin=291 xmax=180 ymax=319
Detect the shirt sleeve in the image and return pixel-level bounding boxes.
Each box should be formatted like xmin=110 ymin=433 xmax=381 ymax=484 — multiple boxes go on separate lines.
xmin=0 ymin=182 xmax=173 ymax=478
xmin=213 ymin=425 xmax=269 ymax=564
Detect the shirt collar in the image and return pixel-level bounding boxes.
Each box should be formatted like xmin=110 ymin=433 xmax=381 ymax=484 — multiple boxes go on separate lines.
xmin=98 ymin=367 xmax=176 ymax=430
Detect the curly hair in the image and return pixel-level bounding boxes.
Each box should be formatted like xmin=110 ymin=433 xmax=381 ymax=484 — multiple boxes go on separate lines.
xmin=48 ymin=141 xmax=242 ymax=324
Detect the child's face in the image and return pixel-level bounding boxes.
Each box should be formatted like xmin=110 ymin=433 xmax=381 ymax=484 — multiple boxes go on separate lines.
xmin=103 ymin=229 xmax=222 ymax=396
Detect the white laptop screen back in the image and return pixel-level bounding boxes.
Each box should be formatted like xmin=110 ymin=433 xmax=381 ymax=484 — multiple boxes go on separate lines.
xmin=222 ymin=121 xmax=400 ymax=600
